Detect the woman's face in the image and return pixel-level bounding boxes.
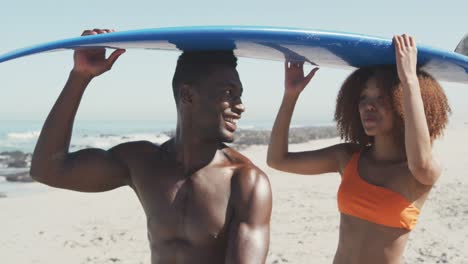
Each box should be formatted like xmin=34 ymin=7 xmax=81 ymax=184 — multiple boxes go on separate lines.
xmin=358 ymin=77 xmax=395 ymax=137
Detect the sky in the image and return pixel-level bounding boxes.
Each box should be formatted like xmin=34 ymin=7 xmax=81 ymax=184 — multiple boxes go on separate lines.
xmin=0 ymin=0 xmax=467 ymax=126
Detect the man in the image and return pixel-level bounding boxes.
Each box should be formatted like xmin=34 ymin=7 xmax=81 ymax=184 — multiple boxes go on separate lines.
xmin=30 ymin=29 xmax=272 ymax=263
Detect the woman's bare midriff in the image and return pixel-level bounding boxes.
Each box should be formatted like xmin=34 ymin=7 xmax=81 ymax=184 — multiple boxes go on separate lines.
xmin=333 ymin=213 xmax=410 ymax=264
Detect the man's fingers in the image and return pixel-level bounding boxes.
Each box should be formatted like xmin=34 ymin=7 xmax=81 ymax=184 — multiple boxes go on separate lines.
xmin=92 ymin=28 xmax=106 ymax=34
xmin=106 ymin=49 xmax=126 ymax=68
xmin=96 ymin=28 xmax=114 ymax=34
xmin=81 ymin=30 xmax=97 ymax=36
xmin=83 ymin=28 xmax=115 ymax=36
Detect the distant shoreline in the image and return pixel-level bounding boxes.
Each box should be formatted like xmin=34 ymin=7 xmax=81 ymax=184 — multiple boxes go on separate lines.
xmin=0 ymin=125 xmax=338 ymax=181
xmin=1 ymin=125 xmax=338 ymax=155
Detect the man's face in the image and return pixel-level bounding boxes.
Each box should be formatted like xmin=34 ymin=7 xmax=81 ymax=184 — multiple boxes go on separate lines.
xmin=190 ymin=65 xmax=245 ymax=143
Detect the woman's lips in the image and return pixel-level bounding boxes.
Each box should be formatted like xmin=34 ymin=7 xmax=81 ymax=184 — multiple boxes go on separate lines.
xmin=363 ymin=115 xmax=378 ymax=124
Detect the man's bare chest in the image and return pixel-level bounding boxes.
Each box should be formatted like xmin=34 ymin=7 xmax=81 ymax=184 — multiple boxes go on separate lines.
xmin=131 ymin=163 xmax=234 ymax=244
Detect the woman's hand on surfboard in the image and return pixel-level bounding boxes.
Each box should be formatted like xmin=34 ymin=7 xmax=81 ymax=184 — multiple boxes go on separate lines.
xmin=393 ymin=34 xmax=418 ymax=84
xmin=284 ymin=61 xmax=319 ymax=95
xmin=73 ymin=29 xmax=126 ymax=79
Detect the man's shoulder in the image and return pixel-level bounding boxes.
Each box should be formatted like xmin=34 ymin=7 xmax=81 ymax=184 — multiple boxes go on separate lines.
xmin=225 ymin=148 xmax=272 ymax=216
xmin=222 ymin=145 xmax=254 ymax=165
xmin=225 ymin=149 xmax=270 ymax=203
xmin=109 ymin=140 xmax=165 ymax=160
xmin=234 ymin=165 xmax=268 ymax=184
xmin=221 ymin=146 xmax=265 ymax=177
xmin=111 ymin=140 xmax=162 ymax=151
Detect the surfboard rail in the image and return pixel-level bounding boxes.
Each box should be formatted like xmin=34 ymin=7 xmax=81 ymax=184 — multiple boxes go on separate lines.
xmin=0 ymin=26 xmax=467 ymax=83
xmin=455 ymin=34 xmax=468 ymax=56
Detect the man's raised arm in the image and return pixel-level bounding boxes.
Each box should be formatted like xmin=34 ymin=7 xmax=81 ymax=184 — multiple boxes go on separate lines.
xmin=30 ymin=29 xmax=128 ymax=192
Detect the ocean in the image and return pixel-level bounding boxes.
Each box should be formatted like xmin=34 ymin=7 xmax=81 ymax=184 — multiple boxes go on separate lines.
xmin=0 ymin=119 xmax=334 ymax=153
xmin=0 ymin=120 xmax=175 ymax=197
xmin=0 ymin=120 xmax=176 ymax=153
xmin=0 ymin=119 xmax=335 ymax=197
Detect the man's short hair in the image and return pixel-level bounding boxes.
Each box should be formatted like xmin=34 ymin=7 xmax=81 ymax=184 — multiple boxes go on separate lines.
xmin=172 ymin=51 xmax=238 ymax=103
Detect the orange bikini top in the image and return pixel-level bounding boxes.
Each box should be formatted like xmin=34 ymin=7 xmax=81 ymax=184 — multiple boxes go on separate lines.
xmin=337 ymin=151 xmax=420 ymax=230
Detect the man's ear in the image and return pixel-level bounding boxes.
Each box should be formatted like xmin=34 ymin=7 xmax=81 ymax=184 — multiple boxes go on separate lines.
xmin=180 ymin=84 xmax=193 ymax=105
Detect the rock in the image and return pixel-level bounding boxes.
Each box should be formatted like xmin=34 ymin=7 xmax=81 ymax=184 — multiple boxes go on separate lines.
xmin=0 ymin=151 xmax=27 ymax=160
xmin=0 ymin=151 xmax=31 ymax=168
xmin=229 ymin=126 xmax=338 ymax=149
xmin=5 ymin=172 xmax=34 ymax=183
xmin=7 ymin=160 xmax=28 ymax=168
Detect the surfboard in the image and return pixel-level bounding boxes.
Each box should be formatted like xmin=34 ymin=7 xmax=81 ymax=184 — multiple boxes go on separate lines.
xmin=0 ymin=26 xmax=467 ymax=83
xmin=455 ymin=34 xmax=468 ymax=56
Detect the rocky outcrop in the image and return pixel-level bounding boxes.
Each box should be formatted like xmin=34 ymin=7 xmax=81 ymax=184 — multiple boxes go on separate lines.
xmin=232 ymin=126 xmax=338 ymax=150
xmin=7 ymin=159 xmax=28 ymax=168
xmin=164 ymin=126 xmax=338 ymax=150
xmin=5 ymin=171 xmax=34 ymax=183
xmin=0 ymin=151 xmax=31 ymax=169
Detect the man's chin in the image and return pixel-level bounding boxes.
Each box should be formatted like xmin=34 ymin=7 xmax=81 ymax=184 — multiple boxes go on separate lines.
xmin=220 ymin=131 xmax=235 ymax=143
xmin=221 ymin=135 xmax=235 ymax=143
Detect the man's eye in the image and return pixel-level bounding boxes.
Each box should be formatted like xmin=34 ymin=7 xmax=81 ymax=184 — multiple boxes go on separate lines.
xmin=225 ymin=90 xmax=233 ymax=95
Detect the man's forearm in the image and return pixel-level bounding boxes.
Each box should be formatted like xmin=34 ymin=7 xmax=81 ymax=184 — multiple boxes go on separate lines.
xmin=30 ymin=71 xmax=92 ymax=178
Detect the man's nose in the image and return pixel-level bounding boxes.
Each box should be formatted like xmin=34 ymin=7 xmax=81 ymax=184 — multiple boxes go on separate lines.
xmin=233 ymin=99 xmax=245 ymax=114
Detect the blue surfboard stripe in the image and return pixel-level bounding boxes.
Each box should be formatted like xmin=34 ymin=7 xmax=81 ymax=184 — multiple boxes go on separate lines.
xmin=0 ymin=26 xmax=467 ymax=83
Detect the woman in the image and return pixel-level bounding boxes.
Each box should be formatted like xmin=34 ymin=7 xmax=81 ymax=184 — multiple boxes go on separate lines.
xmin=267 ymin=34 xmax=451 ymax=263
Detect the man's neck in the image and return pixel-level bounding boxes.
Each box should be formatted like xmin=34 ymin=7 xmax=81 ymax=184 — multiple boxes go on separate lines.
xmin=171 ymin=125 xmax=224 ymax=175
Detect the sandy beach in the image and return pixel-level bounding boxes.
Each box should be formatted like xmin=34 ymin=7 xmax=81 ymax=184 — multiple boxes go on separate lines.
xmin=1 ymin=126 xmax=467 ymax=264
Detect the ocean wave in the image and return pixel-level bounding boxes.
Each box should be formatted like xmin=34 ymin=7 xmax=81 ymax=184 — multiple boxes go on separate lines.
xmin=70 ymin=133 xmax=171 ymax=150
xmin=7 ymin=131 xmax=40 ymax=141
xmin=0 ymin=132 xmax=172 ymax=153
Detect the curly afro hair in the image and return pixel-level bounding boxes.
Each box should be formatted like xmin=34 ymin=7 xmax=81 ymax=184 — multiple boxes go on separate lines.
xmin=334 ymin=65 xmax=451 ymax=147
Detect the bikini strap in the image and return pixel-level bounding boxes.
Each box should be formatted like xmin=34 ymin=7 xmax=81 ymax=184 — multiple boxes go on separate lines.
xmin=342 ymin=150 xmax=361 ymax=178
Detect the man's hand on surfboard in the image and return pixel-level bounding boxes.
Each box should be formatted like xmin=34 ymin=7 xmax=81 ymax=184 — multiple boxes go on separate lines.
xmin=393 ymin=34 xmax=418 ymax=84
xmin=284 ymin=61 xmax=319 ymax=95
xmin=73 ymin=29 xmax=126 ymax=79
